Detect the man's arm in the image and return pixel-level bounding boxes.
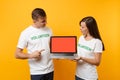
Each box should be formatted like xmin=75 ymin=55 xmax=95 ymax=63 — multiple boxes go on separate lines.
xmin=15 ymin=48 xmax=44 ymax=60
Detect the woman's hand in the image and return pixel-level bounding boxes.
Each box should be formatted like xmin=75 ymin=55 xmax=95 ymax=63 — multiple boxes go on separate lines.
xmin=73 ymin=56 xmax=82 ymax=61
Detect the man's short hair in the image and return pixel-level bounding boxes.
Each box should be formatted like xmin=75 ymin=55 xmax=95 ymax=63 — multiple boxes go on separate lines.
xmin=32 ymin=8 xmax=46 ymax=20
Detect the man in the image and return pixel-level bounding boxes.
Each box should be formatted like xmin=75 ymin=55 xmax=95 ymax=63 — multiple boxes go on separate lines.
xmin=15 ymin=8 xmax=54 ymax=80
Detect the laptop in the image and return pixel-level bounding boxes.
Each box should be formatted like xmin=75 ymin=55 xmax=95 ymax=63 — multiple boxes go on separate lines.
xmin=50 ymin=36 xmax=77 ymax=59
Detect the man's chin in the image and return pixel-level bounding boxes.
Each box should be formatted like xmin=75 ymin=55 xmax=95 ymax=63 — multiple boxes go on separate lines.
xmin=38 ymin=26 xmax=45 ymax=28
xmin=41 ymin=26 xmax=45 ymax=28
xmin=42 ymin=25 xmax=46 ymax=27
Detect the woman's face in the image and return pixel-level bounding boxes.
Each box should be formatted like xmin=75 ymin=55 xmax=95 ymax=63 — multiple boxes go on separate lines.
xmin=80 ymin=22 xmax=89 ymax=36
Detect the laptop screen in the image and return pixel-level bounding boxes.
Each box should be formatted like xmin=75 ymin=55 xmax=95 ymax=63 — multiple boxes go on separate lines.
xmin=50 ymin=36 xmax=77 ymax=53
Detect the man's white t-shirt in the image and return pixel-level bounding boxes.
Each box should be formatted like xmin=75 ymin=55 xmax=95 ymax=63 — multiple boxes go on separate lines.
xmin=17 ymin=26 xmax=54 ymax=75
xmin=76 ymin=35 xmax=103 ymax=80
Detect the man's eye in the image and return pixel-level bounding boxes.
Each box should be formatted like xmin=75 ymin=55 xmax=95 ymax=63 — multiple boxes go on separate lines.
xmin=42 ymin=20 xmax=46 ymax=23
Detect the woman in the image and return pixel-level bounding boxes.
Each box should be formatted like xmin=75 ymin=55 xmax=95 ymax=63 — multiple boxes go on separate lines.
xmin=74 ymin=16 xmax=105 ymax=80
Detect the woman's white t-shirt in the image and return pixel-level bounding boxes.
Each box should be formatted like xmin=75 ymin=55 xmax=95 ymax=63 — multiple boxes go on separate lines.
xmin=17 ymin=26 xmax=54 ymax=75
xmin=76 ymin=35 xmax=103 ymax=80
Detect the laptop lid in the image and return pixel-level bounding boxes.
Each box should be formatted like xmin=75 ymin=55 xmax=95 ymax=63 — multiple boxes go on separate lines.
xmin=50 ymin=36 xmax=77 ymax=59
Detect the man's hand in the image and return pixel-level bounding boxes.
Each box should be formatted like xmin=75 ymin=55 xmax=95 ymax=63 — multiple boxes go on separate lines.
xmin=29 ymin=49 xmax=45 ymax=60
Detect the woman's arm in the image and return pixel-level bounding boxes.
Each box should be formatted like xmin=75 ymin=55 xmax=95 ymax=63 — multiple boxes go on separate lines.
xmin=75 ymin=53 xmax=102 ymax=66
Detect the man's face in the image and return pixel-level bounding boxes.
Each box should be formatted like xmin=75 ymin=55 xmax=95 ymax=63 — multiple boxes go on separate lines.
xmin=34 ymin=17 xmax=47 ymax=28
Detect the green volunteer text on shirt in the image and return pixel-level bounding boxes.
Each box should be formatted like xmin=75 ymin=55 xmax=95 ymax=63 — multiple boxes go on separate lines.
xmin=31 ymin=34 xmax=50 ymax=40
xmin=78 ymin=44 xmax=92 ymax=51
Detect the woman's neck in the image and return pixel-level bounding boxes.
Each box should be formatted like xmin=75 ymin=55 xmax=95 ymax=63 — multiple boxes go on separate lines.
xmin=84 ymin=34 xmax=93 ymax=41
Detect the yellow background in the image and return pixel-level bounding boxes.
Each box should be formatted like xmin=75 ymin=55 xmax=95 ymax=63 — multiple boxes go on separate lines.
xmin=0 ymin=0 xmax=120 ymax=80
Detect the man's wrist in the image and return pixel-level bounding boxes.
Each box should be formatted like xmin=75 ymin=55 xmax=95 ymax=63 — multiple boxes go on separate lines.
xmin=28 ymin=54 xmax=32 ymax=59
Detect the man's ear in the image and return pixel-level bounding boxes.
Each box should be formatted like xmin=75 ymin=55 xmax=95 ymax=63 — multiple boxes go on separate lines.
xmin=33 ymin=20 xmax=36 ymax=23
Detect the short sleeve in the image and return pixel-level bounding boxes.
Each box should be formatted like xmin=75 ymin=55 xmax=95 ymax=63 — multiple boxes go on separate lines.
xmin=17 ymin=32 xmax=27 ymax=49
xmin=49 ymin=28 xmax=53 ymax=36
xmin=94 ymin=39 xmax=103 ymax=53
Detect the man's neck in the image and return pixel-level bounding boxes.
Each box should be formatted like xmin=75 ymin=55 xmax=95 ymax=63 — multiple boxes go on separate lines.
xmin=32 ymin=24 xmax=42 ymax=29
